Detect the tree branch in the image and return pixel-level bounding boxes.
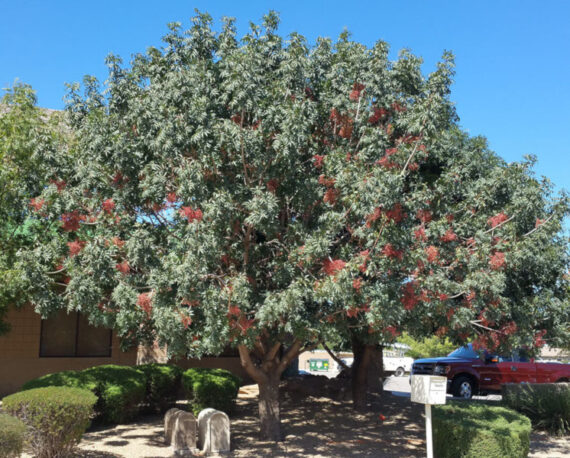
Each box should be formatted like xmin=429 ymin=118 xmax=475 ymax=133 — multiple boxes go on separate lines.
xmin=322 ymin=342 xmax=350 ymax=370
xmin=265 ymin=342 xmax=282 ymax=363
xmin=238 ymin=344 xmax=267 ymax=384
xmin=523 ymin=214 xmax=554 ymax=237
xmin=277 ymin=339 xmax=303 ymax=374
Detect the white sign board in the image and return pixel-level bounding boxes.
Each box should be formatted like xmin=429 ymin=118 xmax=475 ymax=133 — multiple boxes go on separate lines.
xmin=411 ymin=375 xmax=447 ymax=405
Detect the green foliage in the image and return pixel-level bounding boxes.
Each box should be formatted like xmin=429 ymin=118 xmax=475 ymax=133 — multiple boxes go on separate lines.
xmin=2 ymin=386 xmax=96 ymax=458
xmin=137 ymin=363 xmax=182 ymax=412
xmin=0 ymin=83 xmax=68 ymax=334
xmin=397 ymin=332 xmax=456 ymax=359
xmin=433 ymin=401 xmax=531 ymax=458
xmin=17 ymin=11 xmax=569 ymax=364
xmin=22 ymin=365 xmax=146 ymax=424
xmin=0 ymin=413 xmax=27 ymax=458
xmin=182 ymin=368 xmax=241 ymax=416
xmin=503 ymin=382 xmax=570 ymax=435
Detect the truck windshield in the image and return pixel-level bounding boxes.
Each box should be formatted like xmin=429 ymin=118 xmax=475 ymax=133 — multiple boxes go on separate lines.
xmin=448 ymin=345 xmax=479 ymax=359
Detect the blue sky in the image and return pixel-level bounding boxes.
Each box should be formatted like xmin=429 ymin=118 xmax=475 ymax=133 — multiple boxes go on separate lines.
xmin=1 ymin=0 xmax=569 ymax=197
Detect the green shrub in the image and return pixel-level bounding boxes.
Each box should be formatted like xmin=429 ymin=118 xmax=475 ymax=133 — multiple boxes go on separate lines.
xmin=0 ymin=413 xmax=27 ymax=458
xmin=83 ymin=365 xmax=146 ymax=423
xmin=433 ymin=401 xmax=531 ymax=458
xmin=503 ymin=382 xmax=570 ymax=435
xmin=21 ymin=365 xmax=146 ymax=424
xmin=137 ymin=363 xmax=182 ymax=412
xmin=182 ymin=368 xmax=241 ymax=416
xmin=2 ymin=387 xmax=96 ymax=458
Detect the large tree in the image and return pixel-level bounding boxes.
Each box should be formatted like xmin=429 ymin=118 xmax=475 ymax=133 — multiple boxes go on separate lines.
xmin=19 ymin=12 xmax=568 ymax=439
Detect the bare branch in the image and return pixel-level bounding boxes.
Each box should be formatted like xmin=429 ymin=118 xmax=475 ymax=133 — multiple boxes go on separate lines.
xmin=523 ymin=214 xmax=555 ymax=237
xmin=483 ymin=214 xmax=516 ymax=234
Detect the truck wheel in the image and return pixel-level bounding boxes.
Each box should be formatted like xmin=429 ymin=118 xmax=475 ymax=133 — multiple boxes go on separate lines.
xmin=395 ymin=367 xmax=405 ymax=377
xmin=452 ymin=376 xmax=474 ymax=399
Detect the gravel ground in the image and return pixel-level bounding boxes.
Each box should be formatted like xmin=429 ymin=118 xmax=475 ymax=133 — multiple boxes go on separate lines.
xmin=18 ymin=377 xmax=569 ymax=457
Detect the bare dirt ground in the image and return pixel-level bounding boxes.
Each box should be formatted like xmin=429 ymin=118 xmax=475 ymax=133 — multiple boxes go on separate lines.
xmin=18 ymin=378 xmax=568 ymax=457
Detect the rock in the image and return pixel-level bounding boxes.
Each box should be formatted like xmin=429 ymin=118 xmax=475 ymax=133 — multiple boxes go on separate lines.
xmin=198 ymin=408 xmax=230 ymax=454
xmin=164 ymin=408 xmax=180 ymax=445
xmin=164 ymin=408 xmax=197 ymax=452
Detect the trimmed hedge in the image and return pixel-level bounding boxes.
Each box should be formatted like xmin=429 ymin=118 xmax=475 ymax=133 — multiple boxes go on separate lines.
xmin=503 ymin=382 xmax=570 ymax=435
xmin=182 ymin=368 xmax=241 ymax=416
xmin=22 ymin=365 xmax=146 ymax=424
xmin=2 ymin=387 xmax=96 ymax=458
xmin=433 ymin=401 xmax=531 ymax=458
xmin=0 ymin=413 xmax=27 ymax=458
xmin=137 ymin=363 xmax=182 ymax=413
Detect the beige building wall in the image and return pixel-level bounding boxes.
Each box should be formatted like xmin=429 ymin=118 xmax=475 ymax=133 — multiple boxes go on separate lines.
xmin=0 ymin=305 xmax=137 ymax=397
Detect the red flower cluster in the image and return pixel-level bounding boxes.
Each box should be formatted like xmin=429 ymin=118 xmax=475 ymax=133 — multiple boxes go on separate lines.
xmin=111 ymin=236 xmax=125 ymax=248
xmin=346 ymin=307 xmax=359 ymax=318
xmin=487 ymin=212 xmax=508 ymax=228
xmin=238 ymin=316 xmax=255 ymax=334
xmin=137 ymin=293 xmax=152 ymax=317
xmin=50 ymin=179 xmax=67 ymax=192
xmin=179 ymin=206 xmax=203 ymax=223
xmin=501 ymin=321 xmax=517 ymax=336
xmin=489 ymin=252 xmax=506 ymax=270
xmin=111 ymin=172 xmax=127 ymax=187
xmin=368 ymin=107 xmax=388 ymax=124
xmin=376 ymin=155 xmax=398 ymax=169
xmin=266 ymin=179 xmax=279 ymax=193
xmin=228 ymin=305 xmax=241 ymax=317
xmin=352 ymin=278 xmax=363 ymax=292
xmin=382 ymin=243 xmax=403 ymax=261
xmin=323 ymin=258 xmax=346 ymax=276
xmin=425 ymin=245 xmax=438 ymax=263
xmin=318 ymin=175 xmax=336 ymax=187
xmin=416 ymin=209 xmax=432 ymax=223
xmin=535 ymin=218 xmax=544 ymax=228
xmin=67 ymin=240 xmax=85 ymax=257
xmin=349 ymin=82 xmax=365 ymax=101
xmin=115 ymin=261 xmax=130 ymax=274
xmin=385 ymin=203 xmax=406 ymax=223
xmin=313 ymin=154 xmax=324 ymax=169
xmin=30 ymin=198 xmax=45 ymax=212
xmin=438 ymin=293 xmax=449 ymax=301
xmin=391 ymin=102 xmax=406 ymax=112
xmin=330 ymin=109 xmax=353 ymax=138
xmin=166 ymin=192 xmax=178 ymax=203
xmin=414 ymin=227 xmax=427 ymax=241
xmin=365 ymin=207 xmax=382 ymax=228
xmin=323 ymin=188 xmax=339 ymax=205
xmin=440 ymin=229 xmax=458 ymax=242
xmin=385 ymin=326 xmax=399 ymax=338
xmin=102 ymin=198 xmax=115 ymax=214
xmin=401 ymin=282 xmax=419 ymax=310
xmin=61 ymin=211 xmax=82 ymax=232
xmin=180 ymin=315 xmax=192 ymax=329
xmin=534 ymin=329 xmax=547 ymax=347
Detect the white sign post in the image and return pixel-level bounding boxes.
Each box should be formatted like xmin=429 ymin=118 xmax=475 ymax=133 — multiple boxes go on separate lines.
xmin=410 ymin=375 xmax=447 ymax=458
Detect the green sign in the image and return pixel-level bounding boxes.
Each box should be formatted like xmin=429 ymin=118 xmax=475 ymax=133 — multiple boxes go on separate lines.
xmin=309 ymin=359 xmax=329 ymax=371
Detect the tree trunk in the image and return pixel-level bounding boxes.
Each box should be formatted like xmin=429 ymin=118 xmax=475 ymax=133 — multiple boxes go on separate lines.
xmin=258 ymin=373 xmax=282 ymax=441
xmin=351 ymin=339 xmax=373 ymax=411
xmin=237 ymin=341 xmax=303 ymax=441
xmin=368 ymin=345 xmax=384 ymax=395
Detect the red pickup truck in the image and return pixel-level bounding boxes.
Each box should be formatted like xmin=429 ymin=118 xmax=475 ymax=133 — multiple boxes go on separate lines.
xmin=411 ymin=344 xmax=570 ymax=399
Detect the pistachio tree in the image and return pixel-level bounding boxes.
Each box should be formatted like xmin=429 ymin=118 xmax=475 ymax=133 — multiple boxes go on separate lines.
xmin=19 ymin=12 xmax=568 ymax=438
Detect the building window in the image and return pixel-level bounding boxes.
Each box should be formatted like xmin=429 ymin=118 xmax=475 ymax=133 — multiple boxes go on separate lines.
xmin=40 ymin=310 xmax=112 ymax=357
